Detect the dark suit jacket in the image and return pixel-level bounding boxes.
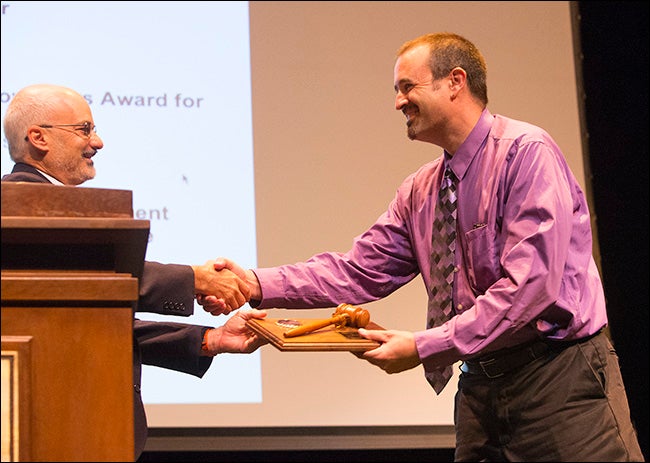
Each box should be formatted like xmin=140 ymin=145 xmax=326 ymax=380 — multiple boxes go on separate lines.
xmin=3 ymin=163 xmax=213 ymax=460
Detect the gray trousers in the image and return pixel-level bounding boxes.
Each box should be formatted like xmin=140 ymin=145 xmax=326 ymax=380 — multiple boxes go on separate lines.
xmin=454 ymin=331 xmax=644 ymax=461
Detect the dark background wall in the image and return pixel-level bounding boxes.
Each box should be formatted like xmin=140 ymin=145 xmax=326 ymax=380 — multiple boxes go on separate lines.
xmin=577 ymin=1 xmax=649 ymax=461
xmin=140 ymin=2 xmax=648 ymax=461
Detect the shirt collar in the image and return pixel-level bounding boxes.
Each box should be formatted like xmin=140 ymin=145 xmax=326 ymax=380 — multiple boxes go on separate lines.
xmin=447 ymin=108 xmax=494 ymax=182
xmin=36 ymin=168 xmax=64 ymax=185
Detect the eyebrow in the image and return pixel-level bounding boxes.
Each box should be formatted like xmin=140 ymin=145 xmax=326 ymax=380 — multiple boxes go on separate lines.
xmin=394 ymin=78 xmax=413 ymax=92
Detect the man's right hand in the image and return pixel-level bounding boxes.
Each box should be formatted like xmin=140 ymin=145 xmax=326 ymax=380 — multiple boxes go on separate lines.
xmin=192 ymin=260 xmax=251 ymax=315
xmin=213 ymin=257 xmax=262 ymax=301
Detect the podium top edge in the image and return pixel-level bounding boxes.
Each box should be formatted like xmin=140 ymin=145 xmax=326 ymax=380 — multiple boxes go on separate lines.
xmin=1 ymin=182 xmax=135 ymax=218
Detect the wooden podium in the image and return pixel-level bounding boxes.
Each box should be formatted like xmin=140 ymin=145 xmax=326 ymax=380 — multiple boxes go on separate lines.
xmin=1 ymin=182 xmax=150 ymax=462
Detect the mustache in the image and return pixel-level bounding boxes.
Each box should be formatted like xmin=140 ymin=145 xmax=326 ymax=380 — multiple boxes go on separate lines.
xmin=402 ymin=103 xmax=418 ymax=116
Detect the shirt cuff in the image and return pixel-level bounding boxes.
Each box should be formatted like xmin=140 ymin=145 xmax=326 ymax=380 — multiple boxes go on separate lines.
xmin=414 ymin=325 xmax=458 ymax=373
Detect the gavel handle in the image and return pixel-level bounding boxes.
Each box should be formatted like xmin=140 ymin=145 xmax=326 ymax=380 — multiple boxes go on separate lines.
xmin=283 ymin=314 xmax=349 ymax=338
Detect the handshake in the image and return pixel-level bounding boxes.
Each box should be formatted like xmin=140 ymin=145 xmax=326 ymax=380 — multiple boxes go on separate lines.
xmin=191 ymin=257 xmax=269 ymax=356
xmin=192 ymin=257 xmax=259 ymax=316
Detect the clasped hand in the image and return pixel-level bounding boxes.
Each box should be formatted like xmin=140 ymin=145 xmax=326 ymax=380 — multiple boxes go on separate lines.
xmin=192 ymin=259 xmax=251 ymax=315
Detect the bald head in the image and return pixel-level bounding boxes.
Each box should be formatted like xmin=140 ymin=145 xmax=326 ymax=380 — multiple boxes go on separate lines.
xmin=4 ymin=84 xmax=88 ymax=158
xmin=3 ymin=84 xmax=103 ymax=185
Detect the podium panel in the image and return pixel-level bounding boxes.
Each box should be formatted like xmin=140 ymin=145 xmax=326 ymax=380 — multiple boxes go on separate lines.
xmin=2 ymin=183 xmax=148 ymax=462
xmin=1 ymin=302 xmax=134 ymax=461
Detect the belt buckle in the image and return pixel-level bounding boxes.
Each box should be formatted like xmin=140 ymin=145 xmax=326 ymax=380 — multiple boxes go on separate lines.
xmin=479 ymin=358 xmax=504 ymax=378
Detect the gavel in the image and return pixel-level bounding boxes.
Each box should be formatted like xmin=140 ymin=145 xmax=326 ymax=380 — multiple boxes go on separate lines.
xmin=283 ymin=303 xmax=370 ymax=338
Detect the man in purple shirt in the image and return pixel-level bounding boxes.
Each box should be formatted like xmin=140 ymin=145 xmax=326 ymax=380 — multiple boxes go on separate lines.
xmin=213 ymin=33 xmax=643 ymax=461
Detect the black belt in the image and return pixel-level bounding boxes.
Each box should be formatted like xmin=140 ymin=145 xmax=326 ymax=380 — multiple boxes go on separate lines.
xmin=460 ymin=341 xmax=549 ymax=378
xmin=460 ymin=331 xmax=602 ymax=379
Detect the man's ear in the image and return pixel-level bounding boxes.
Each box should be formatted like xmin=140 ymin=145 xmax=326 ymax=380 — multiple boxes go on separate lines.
xmin=25 ymin=125 xmax=48 ymax=148
xmin=449 ymin=67 xmax=467 ymax=89
xmin=448 ymin=67 xmax=467 ymax=101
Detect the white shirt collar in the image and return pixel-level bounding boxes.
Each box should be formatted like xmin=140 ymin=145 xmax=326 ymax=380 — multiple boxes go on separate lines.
xmin=36 ymin=168 xmax=64 ymax=185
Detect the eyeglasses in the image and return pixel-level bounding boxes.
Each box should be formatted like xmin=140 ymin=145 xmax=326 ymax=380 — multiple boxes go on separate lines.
xmin=37 ymin=121 xmax=97 ymax=139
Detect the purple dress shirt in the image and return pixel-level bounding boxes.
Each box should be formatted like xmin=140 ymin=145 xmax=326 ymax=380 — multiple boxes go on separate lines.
xmin=253 ymin=109 xmax=607 ymax=380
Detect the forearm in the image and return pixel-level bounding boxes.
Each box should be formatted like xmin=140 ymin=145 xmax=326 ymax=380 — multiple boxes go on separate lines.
xmin=245 ymin=269 xmax=262 ymax=305
xmin=136 ymin=320 xmax=212 ymax=376
xmin=139 ymin=261 xmax=195 ymax=316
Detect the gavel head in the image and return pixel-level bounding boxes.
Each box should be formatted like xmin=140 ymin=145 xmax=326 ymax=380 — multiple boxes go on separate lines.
xmin=334 ymin=303 xmax=370 ymax=328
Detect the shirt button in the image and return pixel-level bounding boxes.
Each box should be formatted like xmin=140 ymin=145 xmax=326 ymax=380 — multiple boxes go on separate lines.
xmin=456 ymin=303 xmax=463 ymax=311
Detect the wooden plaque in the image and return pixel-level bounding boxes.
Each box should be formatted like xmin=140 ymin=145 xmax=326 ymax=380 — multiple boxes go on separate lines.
xmin=246 ymin=317 xmax=383 ymax=352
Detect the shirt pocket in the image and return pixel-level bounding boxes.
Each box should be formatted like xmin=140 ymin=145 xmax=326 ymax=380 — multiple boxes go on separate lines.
xmin=465 ymin=224 xmax=502 ymax=294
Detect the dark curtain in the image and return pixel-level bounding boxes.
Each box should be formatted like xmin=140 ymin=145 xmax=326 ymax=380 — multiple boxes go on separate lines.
xmin=577 ymin=1 xmax=649 ymax=460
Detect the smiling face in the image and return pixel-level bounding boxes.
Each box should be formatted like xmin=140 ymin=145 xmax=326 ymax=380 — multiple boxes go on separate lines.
xmin=393 ymin=44 xmax=454 ymax=147
xmin=22 ymin=86 xmax=105 ymax=185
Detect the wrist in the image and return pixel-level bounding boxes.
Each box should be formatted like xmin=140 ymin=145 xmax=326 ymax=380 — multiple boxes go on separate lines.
xmin=191 ymin=264 xmax=209 ymax=294
xmin=201 ymin=328 xmax=218 ymax=357
xmin=245 ymin=269 xmax=262 ymax=301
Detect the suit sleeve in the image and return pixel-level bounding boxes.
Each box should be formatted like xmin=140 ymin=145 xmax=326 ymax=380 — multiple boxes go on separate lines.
xmin=135 ymin=319 xmax=213 ymax=377
xmin=138 ymin=261 xmax=195 ymax=316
